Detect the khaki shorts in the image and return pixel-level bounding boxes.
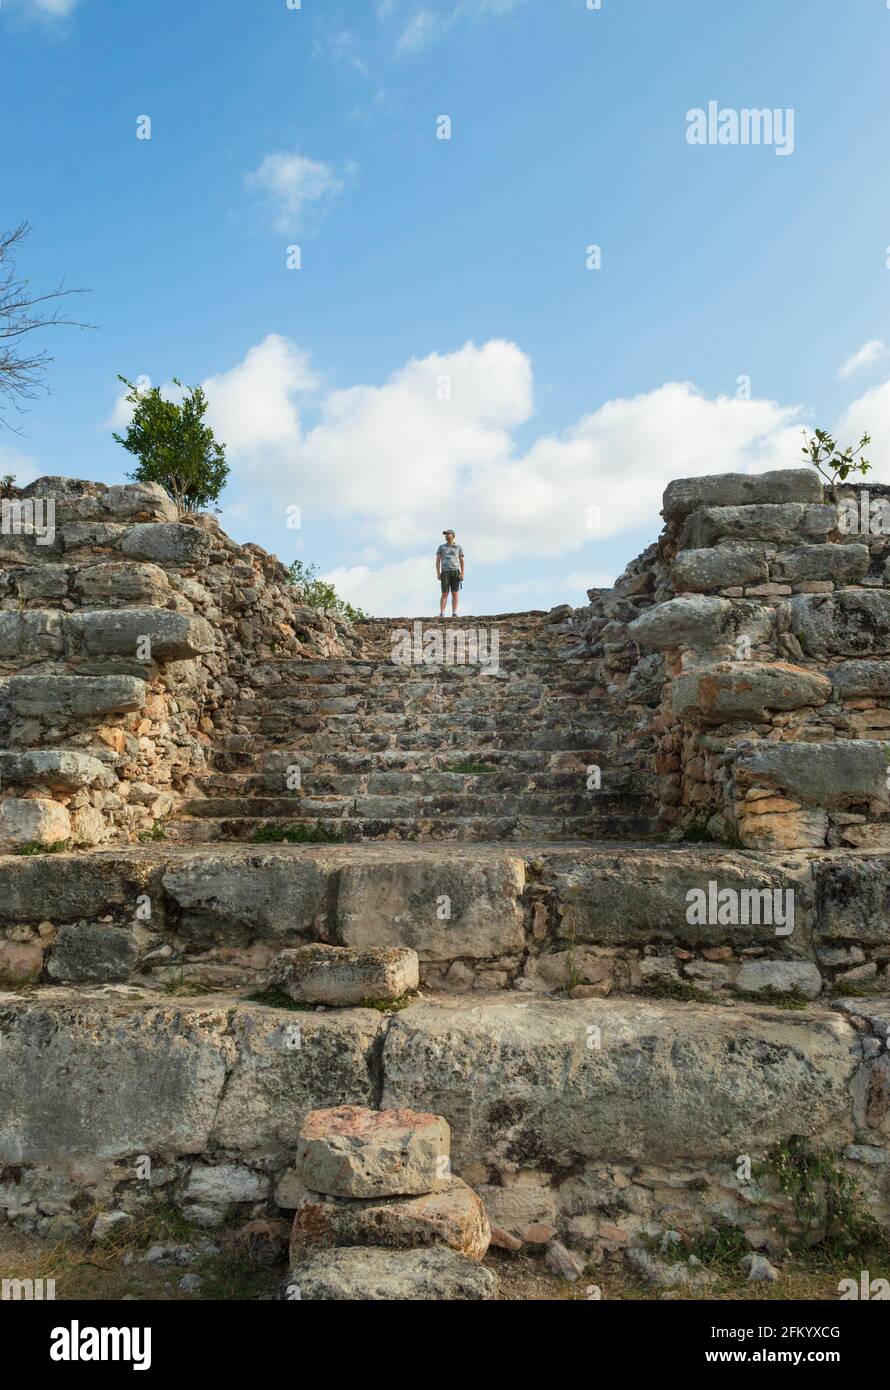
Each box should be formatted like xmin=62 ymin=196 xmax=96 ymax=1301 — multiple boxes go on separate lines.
xmin=440 ymin=571 xmax=461 ymax=594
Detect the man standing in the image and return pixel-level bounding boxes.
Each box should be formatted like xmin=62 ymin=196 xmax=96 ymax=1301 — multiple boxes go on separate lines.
xmin=436 ymin=529 xmax=464 ymax=617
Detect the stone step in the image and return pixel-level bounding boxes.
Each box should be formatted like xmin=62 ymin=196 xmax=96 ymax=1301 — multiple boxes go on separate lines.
xmin=223 ymin=727 xmax=619 ymax=753
xmin=1 ymin=987 xmax=879 ymax=1256
xmin=211 ymin=746 xmax=614 ymax=773
xmin=182 ymin=791 xmax=646 ymax=821
xmin=3 ymin=839 xmax=884 ymax=996
xmin=194 ymin=767 xmax=644 ymax=797
xmin=164 ymin=812 xmax=657 ymax=844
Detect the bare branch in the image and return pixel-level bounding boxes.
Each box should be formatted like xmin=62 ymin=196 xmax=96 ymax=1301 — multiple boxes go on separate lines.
xmin=0 ymin=222 xmax=93 ymax=430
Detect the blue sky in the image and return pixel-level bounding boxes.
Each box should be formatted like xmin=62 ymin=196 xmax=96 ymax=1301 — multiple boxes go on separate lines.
xmin=4 ymin=0 xmax=890 ymax=614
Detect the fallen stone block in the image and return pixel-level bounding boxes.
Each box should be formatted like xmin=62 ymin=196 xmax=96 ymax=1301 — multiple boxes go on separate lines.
xmin=290 ymin=1176 xmax=489 ymax=1260
xmin=287 ymin=1245 xmax=497 ymax=1300
xmin=267 ymin=943 xmax=419 ymax=1006
xmin=296 ymin=1106 xmax=451 ymax=1199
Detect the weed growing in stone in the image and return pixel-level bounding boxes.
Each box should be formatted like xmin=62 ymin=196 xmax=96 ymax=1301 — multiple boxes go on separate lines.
xmin=250 ymin=823 xmax=342 ymax=844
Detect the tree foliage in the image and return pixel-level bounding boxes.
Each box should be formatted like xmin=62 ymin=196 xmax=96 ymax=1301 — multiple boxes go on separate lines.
xmin=113 ymin=376 xmax=229 ymax=512
xmin=288 ymin=557 xmax=368 ymax=623
xmin=802 ymin=427 xmax=871 ymax=499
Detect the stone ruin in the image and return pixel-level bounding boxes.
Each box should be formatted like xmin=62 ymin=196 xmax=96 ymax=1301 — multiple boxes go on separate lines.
xmin=0 ymin=467 xmax=888 ymax=1298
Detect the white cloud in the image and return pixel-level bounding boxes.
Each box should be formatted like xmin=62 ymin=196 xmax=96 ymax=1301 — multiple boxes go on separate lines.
xmin=119 ymin=333 xmax=890 ymax=615
xmin=24 ymin=0 xmax=81 ymax=14
xmin=396 ymin=9 xmax=441 ymax=54
xmin=0 ymin=445 xmax=40 ymax=487
xmin=203 ymin=335 xmax=318 ymax=455
xmin=245 ymin=152 xmax=346 ymax=235
xmin=836 ymin=378 xmax=890 ymax=475
xmin=839 ymin=339 xmax=886 ymax=379
xmin=386 ymin=0 xmax=525 ymax=55
xmin=195 ymin=335 xmax=806 ymax=593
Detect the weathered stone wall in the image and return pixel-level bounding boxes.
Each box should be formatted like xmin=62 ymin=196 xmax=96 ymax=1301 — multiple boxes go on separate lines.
xmin=577 ymin=469 xmax=890 ymax=853
xmin=0 ymin=987 xmax=886 ymax=1256
xmin=0 ymin=477 xmax=360 ymax=851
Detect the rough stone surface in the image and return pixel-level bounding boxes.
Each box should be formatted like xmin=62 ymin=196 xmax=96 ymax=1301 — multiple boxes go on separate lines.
xmin=733 ymin=740 xmax=890 ymax=808
xmin=679 ymin=503 xmax=836 ymax=549
xmin=0 ymin=798 xmax=71 ymax=852
xmin=46 ymin=925 xmax=138 ymax=984
xmin=790 ymin=590 xmax=890 ymax=658
xmin=266 ymin=943 xmax=419 ymax=1006
xmin=290 ymin=1176 xmax=489 ymax=1260
xmin=163 ymin=853 xmax=329 ymax=943
xmin=672 ymin=546 xmax=769 ymax=594
xmin=663 ymin=470 xmax=823 ymax=521
xmin=288 ymin=1245 xmax=497 ymax=1300
xmin=336 ymin=856 xmax=525 ymax=962
xmin=381 ymin=997 xmax=857 ymax=1169
xmin=672 ymin=661 xmax=831 ymax=724
xmin=66 ymin=609 xmax=214 ymax=661
xmin=735 ymin=960 xmax=822 ymax=999
xmin=296 ymin=1106 xmax=451 ymax=1199
xmin=0 ymin=994 xmax=383 ymax=1164
xmin=629 ymin=596 xmax=733 ymax=651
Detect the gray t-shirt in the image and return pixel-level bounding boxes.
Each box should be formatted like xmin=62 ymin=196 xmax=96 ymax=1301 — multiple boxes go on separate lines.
xmin=437 ymin=543 xmax=463 ymax=572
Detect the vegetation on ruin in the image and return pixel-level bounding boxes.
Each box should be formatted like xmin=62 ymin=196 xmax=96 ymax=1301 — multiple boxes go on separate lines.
xmin=287 ymin=557 xmax=368 ymax=623
xmin=113 ymin=375 xmax=229 ymax=512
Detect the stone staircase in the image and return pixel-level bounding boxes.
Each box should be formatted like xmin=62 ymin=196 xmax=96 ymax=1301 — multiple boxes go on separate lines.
xmin=171 ymin=611 xmax=657 ymax=844
xmin=2 ymin=471 xmax=889 ymax=1292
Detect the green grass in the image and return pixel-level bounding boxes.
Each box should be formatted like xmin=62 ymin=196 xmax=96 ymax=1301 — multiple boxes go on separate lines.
xmin=244 ymin=988 xmax=313 ymax=1011
xmin=735 ymin=988 xmax=809 ymax=1011
xmin=249 ymin=823 xmax=342 ymax=845
xmin=758 ymin=1137 xmax=890 ymax=1259
xmin=443 ymin=761 xmax=496 ymax=775
xmin=13 ymin=839 xmax=70 ymax=856
xmin=137 ymin=820 xmax=167 ymax=843
xmin=359 ymin=993 xmax=412 ymax=1013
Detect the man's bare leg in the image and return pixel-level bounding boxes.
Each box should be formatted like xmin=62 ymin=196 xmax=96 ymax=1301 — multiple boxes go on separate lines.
xmin=439 ymin=587 xmax=447 ymax=617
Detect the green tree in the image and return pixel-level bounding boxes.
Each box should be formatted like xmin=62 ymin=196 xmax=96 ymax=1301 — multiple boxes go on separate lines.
xmin=112 ymin=375 xmax=229 ymax=512
xmin=288 ymin=558 xmax=368 ymax=623
xmin=802 ymin=427 xmax=871 ymax=501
